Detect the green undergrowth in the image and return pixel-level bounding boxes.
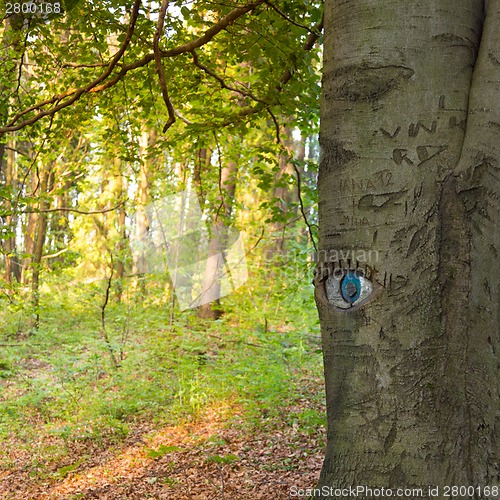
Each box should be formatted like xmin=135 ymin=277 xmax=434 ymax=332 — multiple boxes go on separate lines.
xmin=0 ymin=256 xmax=324 ymax=475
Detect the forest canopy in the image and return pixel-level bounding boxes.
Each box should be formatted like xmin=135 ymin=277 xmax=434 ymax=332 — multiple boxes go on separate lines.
xmin=0 ymin=0 xmax=323 ymax=324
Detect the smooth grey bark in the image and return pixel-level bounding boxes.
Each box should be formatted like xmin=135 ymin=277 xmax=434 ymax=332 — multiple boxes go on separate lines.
xmin=315 ymin=0 xmax=499 ymax=495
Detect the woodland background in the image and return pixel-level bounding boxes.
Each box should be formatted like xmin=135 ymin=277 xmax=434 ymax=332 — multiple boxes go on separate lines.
xmin=0 ymin=1 xmax=325 ymax=498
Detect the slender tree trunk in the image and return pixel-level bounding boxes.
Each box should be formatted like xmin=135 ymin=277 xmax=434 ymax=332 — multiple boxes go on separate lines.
xmin=198 ymin=159 xmax=237 ymax=319
xmin=133 ymin=128 xmax=152 ymax=281
xmin=3 ymin=139 xmax=17 ymax=282
xmin=316 ymin=0 xmax=498 ymax=493
xmin=113 ymin=157 xmax=127 ymax=301
xmin=193 ymin=147 xmax=210 ymax=208
xmin=21 ymin=170 xmax=39 ymax=283
xmin=270 ymin=129 xmax=295 ymax=253
xmin=29 ymin=167 xmax=51 ymax=329
xmin=1 ymin=15 xmax=24 ymax=283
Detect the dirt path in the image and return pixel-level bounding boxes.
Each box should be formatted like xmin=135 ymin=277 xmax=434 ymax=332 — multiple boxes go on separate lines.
xmin=1 ymin=400 xmax=325 ymax=499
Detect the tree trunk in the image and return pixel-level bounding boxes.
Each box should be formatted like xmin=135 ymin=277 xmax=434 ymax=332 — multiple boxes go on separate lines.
xmin=198 ymin=159 xmax=237 ymax=319
xmin=270 ymin=129 xmax=296 ymax=253
xmin=1 ymin=15 xmax=24 ymax=283
xmin=29 ymin=167 xmax=51 ymax=330
xmin=21 ymin=169 xmax=40 ymax=283
xmin=133 ymin=128 xmax=153 ymax=281
xmin=316 ymin=0 xmax=499 ymax=494
xmin=113 ymin=157 xmax=127 ymax=301
xmin=2 ymin=139 xmax=18 ymax=282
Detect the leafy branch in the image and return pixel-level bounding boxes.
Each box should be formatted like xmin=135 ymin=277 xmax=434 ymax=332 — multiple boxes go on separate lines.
xmin=0 ymin=0 xmax=142 ymax=135
xmin=0 ymin=1 xmax=322 ymax=135
xmin=0 ymin=1 xmax=266 ymax=135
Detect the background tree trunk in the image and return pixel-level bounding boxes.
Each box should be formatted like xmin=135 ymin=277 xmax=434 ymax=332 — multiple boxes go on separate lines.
xmin=133 ymin=128 xmax=153 ymax=282
xmin=2 ymin=139 xmax=17 ymax=283
xmin=29 ymin=166 xmax=51 ymax=330
xmin=316 ymin=0 xmax=498 ymax=493
xmin=198 ymin=159 xmax=237 ymax=319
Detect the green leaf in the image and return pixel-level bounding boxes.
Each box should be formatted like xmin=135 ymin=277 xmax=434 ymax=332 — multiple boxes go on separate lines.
xmin=146 ymin=445 xmax=183 ymax=459
xmin=207 ymin=454 xmax=239 ymax=465
xmin=62 ymin=0 xmax=82 ymax=12
xmin=54 ymin=456 xmax=87 ymax=478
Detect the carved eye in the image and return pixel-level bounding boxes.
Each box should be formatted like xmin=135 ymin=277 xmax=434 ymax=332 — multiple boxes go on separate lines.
xmin=324 ymin=270 xmax=374 ymax=310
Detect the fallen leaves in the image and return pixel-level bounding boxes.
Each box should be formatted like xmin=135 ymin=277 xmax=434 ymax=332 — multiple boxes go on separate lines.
xmin=1 ymin=398 xmax=325 ymax=499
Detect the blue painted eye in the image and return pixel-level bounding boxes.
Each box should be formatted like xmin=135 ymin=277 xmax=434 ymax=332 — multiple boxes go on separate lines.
xmin=341 ymin=271 xmax=361 ymax=303
xmin=325 ymin=269 xmax=374 ymax=310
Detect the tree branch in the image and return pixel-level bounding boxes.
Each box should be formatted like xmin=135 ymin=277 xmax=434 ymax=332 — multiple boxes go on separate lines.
xmin=264 ymin=1 xmax=323 ymax=36
xmin=0 ymin=0 xmax=142 ymax=134
xmin=291 ymin=157 xmax=317 ymax=253
xmin=41 ymin=247 xmax=69 ymax=260
xmin=202 ymin=11 xmax=324 ymax=128
xmin=7 ymin=201 xmax=126 ymax=216
xmin=62 ymin=62 xmax=111 ymax=68
xmin=0 ymin=0 xmax=266 ymax=135
xmin=191 ymin=49 xmax=266 ymax=104
xmin=277 ymin=12 xmax=324 ymax=89
xmin=154 ymin=0 xmax=176 ymax=133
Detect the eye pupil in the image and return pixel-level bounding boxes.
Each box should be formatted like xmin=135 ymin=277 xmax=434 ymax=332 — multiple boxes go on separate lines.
xmin=345 ymin=282 xmax=358 ymax=298
xmin=341 ymin=272 xmax=361 ymax=303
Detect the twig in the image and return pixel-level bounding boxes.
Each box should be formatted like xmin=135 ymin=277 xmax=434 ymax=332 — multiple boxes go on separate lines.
xmin=205 ymin=10 xmax=324 ymax=127
xmin=153 ymin=0 xmax=176 ymax=132
xmin=267 ymin=108 xmax=281 ymax=143
xmin=265 ymin=1 xmax=323 ymax=36
xmin=41 ymin=247 xmax=69 ymax=260
xmin=206 ymin=332 xmax=264 ymax=349
xmin=175 ymin=109 xmax=193 ymax=124
xmin=100 ymin=257 xmax=120 ymax=369
xmin=10 ymin=201 xmax=126 ymax=216
xmin=62 ymin=62 xmax=111 ymax=68
xmin=191 ymin=49 xmax=265 ymax=104
xmin=277 ymin=12 xmax=324 ymax=89
xmin=291 ymin=158 xmax=317 ymax=253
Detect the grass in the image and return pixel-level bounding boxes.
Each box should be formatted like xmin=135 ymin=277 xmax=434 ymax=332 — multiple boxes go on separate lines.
xmin=0 ymin=256 xmax=324 ymax=479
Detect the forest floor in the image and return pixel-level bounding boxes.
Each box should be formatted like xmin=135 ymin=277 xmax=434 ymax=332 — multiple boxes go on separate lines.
xmin=1 ymin=273 xmax=324 ymax=499
xmin=0 ymin=379 xmax=324 ymax=499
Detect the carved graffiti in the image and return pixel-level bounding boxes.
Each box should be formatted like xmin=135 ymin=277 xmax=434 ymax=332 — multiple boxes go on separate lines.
xmin=375 ymin=96 xmax=470 ymax=126
xmin=449 ymin=116 xmax=466 ymax=130
xmin=416 ymin=144 xmax=448 ymax=166
xmin=340 ymin=215 xmax=370 ymax=226
xmin=380 ymin=126 xmax=401 ymax=139
xmin=380 ymin=120 xmax=437 ymax=139
xmin=393 ymin=148 xmax=414 ymax=165
xmin=438 ymin=95 xmax=467 ymax=130
xmin=358 ymin=190 xmax=408 ymax=212
xmin=408 ymin=120 xmax=437 ymax=137
xmin=392 ymin=145 xmax=447 ymax=166
xmin=335 ymin=170 xmax=394 ymax=194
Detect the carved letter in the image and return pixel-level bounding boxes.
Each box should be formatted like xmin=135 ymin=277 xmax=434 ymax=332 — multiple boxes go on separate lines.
xmin=449 ymin=116 xmax=466 ymax=131
xmin=380 ymin=126 xmax=401 ymax=139
xmin=408 ymin=121 xmax=437 ymax=137
xmin=393 ymin=148 xmax=414 ymax=165
xmin=416 ymin=145 xmax=448 ymax=166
